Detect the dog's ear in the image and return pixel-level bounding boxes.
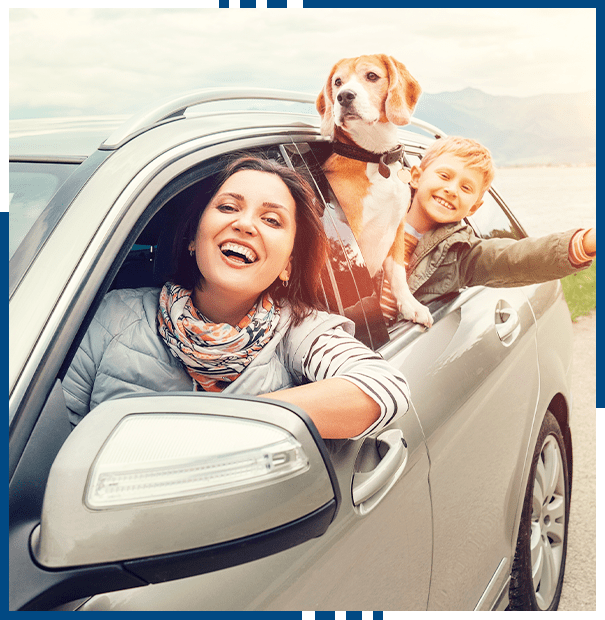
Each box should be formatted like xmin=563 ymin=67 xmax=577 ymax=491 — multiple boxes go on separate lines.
xmin=316 ymin=65 xmax=337 ymax=138
xmin=382 ymin=55 xmax=422 ymax=127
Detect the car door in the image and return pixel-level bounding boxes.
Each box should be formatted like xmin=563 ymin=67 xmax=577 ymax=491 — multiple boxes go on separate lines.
xmin=77 ymin=142 xmax=433 ymax=612
xmin=11 ymin=136 xmax=433 ymax=611
xmin=384 ymin=181 xmax=541 ymax=610
xmin=297 ymin=142 xmax=542 ymax=610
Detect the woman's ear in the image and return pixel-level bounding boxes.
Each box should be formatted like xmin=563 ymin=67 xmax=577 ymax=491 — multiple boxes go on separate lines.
xmin=279 ymin=257 xmax=293 ymax=282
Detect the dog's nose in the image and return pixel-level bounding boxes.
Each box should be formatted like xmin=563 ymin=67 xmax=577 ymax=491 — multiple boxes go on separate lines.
xmin=337 ymin=89 xmax=356 ymax=107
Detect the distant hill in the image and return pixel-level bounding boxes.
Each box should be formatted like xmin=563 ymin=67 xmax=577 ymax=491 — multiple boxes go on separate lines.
xmin=413 ymin=88 xmax=595 ymax=166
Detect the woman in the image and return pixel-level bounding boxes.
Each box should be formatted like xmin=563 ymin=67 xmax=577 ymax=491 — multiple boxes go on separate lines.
xmin=63 ymin=155 xmax=410 ymax=439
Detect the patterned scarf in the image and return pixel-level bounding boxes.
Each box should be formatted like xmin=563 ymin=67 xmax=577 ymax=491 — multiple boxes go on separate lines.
xmin=157 ymin=282 xmax=280 ymax=392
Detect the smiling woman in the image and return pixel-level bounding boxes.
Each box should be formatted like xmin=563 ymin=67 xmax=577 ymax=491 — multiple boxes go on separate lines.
xmin=62 ymin=154 xmax=411 ymax=439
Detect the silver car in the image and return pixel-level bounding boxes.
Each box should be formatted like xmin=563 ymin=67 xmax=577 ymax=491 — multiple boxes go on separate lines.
xmin=9 ymin=89 xmax=573 ymax=611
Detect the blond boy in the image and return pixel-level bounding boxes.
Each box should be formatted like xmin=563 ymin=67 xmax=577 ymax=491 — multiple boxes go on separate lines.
xmin=380 ymin=136 xmax=595 ymax=325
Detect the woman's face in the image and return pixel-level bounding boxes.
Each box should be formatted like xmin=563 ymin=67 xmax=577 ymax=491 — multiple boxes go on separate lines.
xmin=189 ymin=169 xmax=297 ymax=308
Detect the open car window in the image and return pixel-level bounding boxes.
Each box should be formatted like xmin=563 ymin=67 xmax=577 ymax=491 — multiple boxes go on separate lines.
xmin=467 ymin=189 xmax=525 ymax=241
xmin=284 ymin=141 xmax=389 ymax=350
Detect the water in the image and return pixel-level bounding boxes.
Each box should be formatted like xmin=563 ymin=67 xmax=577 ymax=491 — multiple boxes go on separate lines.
xmin=493 ymin=166 xmax=596 ymax=238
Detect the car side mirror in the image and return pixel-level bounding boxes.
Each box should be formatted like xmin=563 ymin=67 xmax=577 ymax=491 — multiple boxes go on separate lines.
xmin=27 ymin=394 xmax=340 ymax=610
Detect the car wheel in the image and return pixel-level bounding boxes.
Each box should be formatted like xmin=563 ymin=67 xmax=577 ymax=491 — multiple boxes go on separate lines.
xmin=508 ymin=411 xmax=570 ymax=610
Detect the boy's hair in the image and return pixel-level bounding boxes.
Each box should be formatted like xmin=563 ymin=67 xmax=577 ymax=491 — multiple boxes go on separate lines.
xmin=420 ymin=136 xmax=495 ymax=193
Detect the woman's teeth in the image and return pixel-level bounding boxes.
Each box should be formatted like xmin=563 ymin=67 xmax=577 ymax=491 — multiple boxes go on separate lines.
xmin=220 ymin=242 xmax=257 ymax=264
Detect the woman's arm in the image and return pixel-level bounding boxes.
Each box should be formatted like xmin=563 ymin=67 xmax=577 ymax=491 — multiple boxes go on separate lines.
xmin=271 ymin=325 xmax=410 ymax=439
xmin=262 ymin=378 xmax=381 ymax=439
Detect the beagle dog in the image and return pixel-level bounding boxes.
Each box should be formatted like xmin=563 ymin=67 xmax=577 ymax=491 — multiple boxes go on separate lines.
xmin=316 ymin=54 xmax=432 ymax=328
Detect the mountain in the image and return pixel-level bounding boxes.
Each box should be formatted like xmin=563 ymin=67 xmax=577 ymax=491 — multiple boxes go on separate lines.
xmin=413 ymin=88 xmax=595 ymax=166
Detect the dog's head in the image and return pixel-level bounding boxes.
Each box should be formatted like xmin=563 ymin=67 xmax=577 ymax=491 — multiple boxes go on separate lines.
xmin=316 ymin=54 xmax=421 ymax=140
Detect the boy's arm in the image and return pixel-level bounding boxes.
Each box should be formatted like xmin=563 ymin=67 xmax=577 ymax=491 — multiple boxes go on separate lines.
xmin=458 ymin=228 xmax=594 ymax=289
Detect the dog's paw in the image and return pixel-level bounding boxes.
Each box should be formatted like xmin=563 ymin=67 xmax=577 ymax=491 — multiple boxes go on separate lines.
xmin=398 ymin=297 xmax=433 ymax=329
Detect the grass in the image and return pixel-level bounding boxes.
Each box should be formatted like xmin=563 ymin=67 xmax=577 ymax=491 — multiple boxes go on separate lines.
xmin=561 ymin=259 xmax=596 ymax=321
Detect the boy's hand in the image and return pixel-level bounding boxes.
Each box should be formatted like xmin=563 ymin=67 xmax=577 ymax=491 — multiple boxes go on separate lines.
xmin=583 ymin=228 xmax=596 ymax=256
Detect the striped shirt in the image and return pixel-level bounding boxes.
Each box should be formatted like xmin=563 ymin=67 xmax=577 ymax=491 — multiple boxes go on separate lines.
xmin=569 ymin=228 xmax=595 ymax=265
xmin=380 ymin=223 xmax=423 ymax=323
xmin=298 ymin=326 xmax=410 ymax=438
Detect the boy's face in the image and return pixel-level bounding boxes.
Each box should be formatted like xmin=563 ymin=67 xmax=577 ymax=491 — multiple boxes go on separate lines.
xmin=409 ymin=153 xmax=485 ymax=231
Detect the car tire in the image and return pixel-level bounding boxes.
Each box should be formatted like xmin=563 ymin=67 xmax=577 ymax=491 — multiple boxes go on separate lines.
xmin=508 ymin=410 xmax=570 ymax=610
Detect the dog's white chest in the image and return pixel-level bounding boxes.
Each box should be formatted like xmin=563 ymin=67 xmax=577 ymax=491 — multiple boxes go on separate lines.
xmin=357 ymin=162 xmax=411 ymax=275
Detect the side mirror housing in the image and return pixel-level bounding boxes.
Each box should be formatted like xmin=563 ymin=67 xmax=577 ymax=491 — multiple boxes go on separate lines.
xmin=26 ymin=394 xmax=340 ymax=610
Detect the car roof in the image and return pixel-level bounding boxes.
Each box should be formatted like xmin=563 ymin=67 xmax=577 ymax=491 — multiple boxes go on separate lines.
xmin=9 ymin=116 xmax=129 ymax=159
xmin=9 ymin=88 xmax=440 ymax=160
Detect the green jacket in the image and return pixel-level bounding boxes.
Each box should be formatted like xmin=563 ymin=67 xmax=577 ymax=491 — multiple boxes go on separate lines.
xmin=407 ymin=222 xmax=589 ymax=305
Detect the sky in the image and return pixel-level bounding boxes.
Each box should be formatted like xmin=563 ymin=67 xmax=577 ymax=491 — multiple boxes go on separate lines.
xmin=9 ymin=7 xmax=596 ymax=119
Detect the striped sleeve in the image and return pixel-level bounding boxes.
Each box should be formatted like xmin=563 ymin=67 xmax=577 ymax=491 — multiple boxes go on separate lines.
xmin=296 ymin=326 xmax=410 ymax=438
xmin=569 ymin=228 xmax=596 ymax=266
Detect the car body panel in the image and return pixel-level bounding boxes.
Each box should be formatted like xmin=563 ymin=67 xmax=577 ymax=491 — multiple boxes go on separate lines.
xmin=76 ymin=404 xmax=432 ymax=611
xmin=396 ymin=286 xmax=539 ymax=609
xmin=9 ymin=94 xmax=574 ymax=611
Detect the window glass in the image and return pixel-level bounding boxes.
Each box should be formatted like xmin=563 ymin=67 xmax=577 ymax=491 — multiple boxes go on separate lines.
xmin=287 ymin=142 xmax=390 ymax=349
xmin=467 ymin=190 xmax=523 ymax=241
xmin=9 ymin=162 xmax=79 ymax=258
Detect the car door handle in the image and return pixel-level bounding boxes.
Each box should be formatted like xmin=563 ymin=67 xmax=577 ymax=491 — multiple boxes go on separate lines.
xmin=495 ymin=304 xmax=520 ymax=343
xmin=352 ymin=429 xmax=408 ymax=506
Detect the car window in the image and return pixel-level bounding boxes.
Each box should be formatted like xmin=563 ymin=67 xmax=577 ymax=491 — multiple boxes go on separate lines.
xmin=285 ymin=141 xmax=389 ymax=349
xmin=103 ymin=142 xmax=379 ymax=350
xmin=9 ymin=161 xmax=80 ymax=258
xmin=467 ymin=189 xmax=524 ymax=241
xmin=107 ymin=146 xmax=291 ymax=292
xmin=296 ymin=142 xmax=528 ymax=341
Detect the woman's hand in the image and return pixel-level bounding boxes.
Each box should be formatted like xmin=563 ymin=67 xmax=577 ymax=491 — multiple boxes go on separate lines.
xmin=261 ymin=378 xmax=381 ymax=439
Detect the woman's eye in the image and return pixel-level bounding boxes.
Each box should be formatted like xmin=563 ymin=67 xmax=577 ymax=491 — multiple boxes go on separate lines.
xmin=263 ymin=216 xmax=282 ymax=228
xmin=217 ymin=204 xmax=237 ymax=213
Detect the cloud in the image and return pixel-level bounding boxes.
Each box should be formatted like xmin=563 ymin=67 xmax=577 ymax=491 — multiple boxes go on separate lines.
xmin=9 ymin=7 xmax=596 ymax=118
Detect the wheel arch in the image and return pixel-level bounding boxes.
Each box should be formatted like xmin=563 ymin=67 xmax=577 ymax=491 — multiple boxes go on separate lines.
xmin=508 ymin=391 xmax=572 ymax=567
xmin=547 ymin=392 xmax=573 ymax=493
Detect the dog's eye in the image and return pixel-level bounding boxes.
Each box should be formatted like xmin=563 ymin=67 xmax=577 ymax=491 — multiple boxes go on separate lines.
xmin=366 ymin=72 xmax=379 ymax=81
xmin=334 ymin=77 xmax=342 ymax=87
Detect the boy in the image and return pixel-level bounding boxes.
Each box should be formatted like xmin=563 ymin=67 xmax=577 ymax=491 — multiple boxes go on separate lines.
xmin=380 ymin=136 xmax=596 ymax=326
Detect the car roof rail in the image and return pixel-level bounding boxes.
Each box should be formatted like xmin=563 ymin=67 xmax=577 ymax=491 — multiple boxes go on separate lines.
xmin=101 ymin=88 xmax=318 ymax=149
xmin=407 ymin=118 xmax=448 ymax=140
xmin=100 ymin=86 xmax=448 ymax=150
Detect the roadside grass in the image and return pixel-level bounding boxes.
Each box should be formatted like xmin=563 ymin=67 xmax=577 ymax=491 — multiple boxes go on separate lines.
xmin=561 ymin=260 xmax=596 ymax=321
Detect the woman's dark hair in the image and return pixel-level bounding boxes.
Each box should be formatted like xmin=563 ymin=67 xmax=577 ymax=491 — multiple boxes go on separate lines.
xmin=171 ymin=154 xmax=328 ymax=325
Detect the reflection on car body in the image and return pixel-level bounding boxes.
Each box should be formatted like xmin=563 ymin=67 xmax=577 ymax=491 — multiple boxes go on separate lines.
xmin=9 ymin=89 xmax=573 ymax=611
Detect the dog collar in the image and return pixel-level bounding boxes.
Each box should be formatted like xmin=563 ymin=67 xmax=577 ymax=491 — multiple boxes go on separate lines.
xmin=332 ymin=142 xmax=404 ymax=178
